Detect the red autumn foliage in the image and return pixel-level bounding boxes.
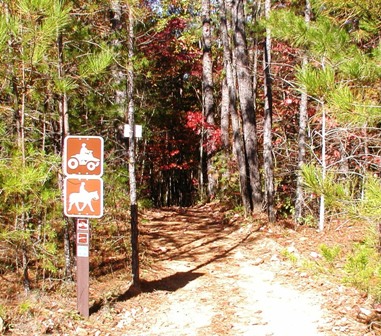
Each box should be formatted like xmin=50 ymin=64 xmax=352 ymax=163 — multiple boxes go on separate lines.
xmin=185 ymin=111 xmax=222 ymax=154
xmin=138 ymin=17 xmax=201 ymax=78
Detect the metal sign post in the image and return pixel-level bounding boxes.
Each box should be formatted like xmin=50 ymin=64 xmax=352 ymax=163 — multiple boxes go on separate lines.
xmin=76 ymin=218 xmax=90 ymax=318
xmin=63 ymin=135 xmax=104 ymax=318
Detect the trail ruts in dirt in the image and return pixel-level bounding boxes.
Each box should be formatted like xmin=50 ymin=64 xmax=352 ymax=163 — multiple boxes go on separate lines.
xmin=106 ymin=203 xmax=369 ymax=336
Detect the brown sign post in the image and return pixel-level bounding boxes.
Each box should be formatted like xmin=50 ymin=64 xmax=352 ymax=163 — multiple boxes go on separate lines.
xmin=76 ymin=218 xmax=90 ymax=318
xmin=63 ymin=135 xmax=104 ymax=318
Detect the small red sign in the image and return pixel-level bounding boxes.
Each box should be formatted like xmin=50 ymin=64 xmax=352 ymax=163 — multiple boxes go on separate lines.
xmin=77 ymin=219 xmax=89 ymax=231
xmin=77 ymin=233 xmax=89 ymax=245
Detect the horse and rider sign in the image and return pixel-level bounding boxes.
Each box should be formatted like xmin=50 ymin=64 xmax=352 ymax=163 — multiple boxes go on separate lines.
xmin=63 ymin=136 xmax=104 ymax=218
xmin=64 ymin=177 xmax=103 ymax=218
xmin=63 ymin=135 xmax=104 ymax=318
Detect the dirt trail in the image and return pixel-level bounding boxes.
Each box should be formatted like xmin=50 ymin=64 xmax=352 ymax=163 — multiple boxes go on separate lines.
xmin=108 ymin=204 xmax=369 ymax=336
xmin=6 ymin=203 xmax=372 ymax=335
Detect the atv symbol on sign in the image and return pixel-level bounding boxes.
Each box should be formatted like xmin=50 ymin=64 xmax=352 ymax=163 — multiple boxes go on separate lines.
xmin=67 ymin=143 xmax=100 ymax=172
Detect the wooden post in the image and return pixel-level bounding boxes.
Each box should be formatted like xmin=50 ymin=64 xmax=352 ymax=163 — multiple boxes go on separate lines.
xmin=76 ymin=219 xmax=90 ymax=318
xmin=77 ymin=256 xmax=89 ymax=317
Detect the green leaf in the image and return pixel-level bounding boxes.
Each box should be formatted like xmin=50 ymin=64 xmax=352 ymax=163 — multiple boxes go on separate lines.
xmin=296 ymin=64 xmax=335 ymax=99
xmin=338 ymin=53 xmax=378 ymax=81
xmin=358 ymin=175 xmax=381 ymax=221
xmin=268 ymin=9 xmax=309 ymax=48
xmin=54 ymin=77 xmax=78 ymax=94
xmin=0 ymin=16 xmax=8 ymax=54
xmin=301 ymin=163 xmax=351 ymax=210
xmin=18 ymin=0 xmax=55 ymax=14
xmin=32 ymin=43 xmax=48 ymax=64
xmin=326 ymin=84 xmax=354 ymax=122
xmin=79 ymin=47 xmax=114 ymax=79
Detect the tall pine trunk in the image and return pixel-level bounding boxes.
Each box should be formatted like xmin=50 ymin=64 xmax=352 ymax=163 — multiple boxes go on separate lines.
xmin=295 ymin=0 xmax=311 ymax=225
xmin=232 ymin=0 xmax=262 ymax=213
xmin=110 ymin=0 xmax=127 ymax=115
xmin=263 ymin=0 xmax=275 ymax=222
xmin=319 ymin=103 xmax=326 ymax=231
xmin=14 ymin=39 xmax=30 ymax=293
xmin=58 ymin=33 xmax=72 ymax=281
xmin=220 ymin=0 xmax=251 ymax=214
xmin=202 ymin=0 xmax=216 ymax=200
xmin=127 ymin=4 xmax=140 ymax=288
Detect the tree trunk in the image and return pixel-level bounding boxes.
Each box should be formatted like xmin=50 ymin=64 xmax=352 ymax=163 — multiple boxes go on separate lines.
xmin=58 ymin=34 xmax=69 ymax=142
xmin=202 ymin=0 xmax=216 ymax=199
xmin=232 ymin=0 xmax=262 ymax=213
xmin=319 ymin=103 xmax=326 ymax=231
xmin=295 ymin=0 xmax=311 ymax=225
xmin=19 ymin=50 xmax=30 ymax=293
xmin=220 ymin=78 xmax=231 ymax=194
xmin=127 ymin=4 xmax=140 ymax=289
xmin=250 ymin=1 xmax=260 ymax=95
xmin=221 ymin=75 xmax=230 ymax=149
xmin=110 ymin=0 xmax=127 ymax=115
xmin=263 ymin=0 xmax=275 ymax=222
xmin=220 ymin=0 xmax=251 ymax=214
xmin=63 ymin=220 xmax=73 ymax=281
xmin=57 ymin=33 xmax=73 ymax=281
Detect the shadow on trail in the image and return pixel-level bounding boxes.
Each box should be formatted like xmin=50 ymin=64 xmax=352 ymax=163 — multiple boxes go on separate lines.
xmin=90 ymin=270 xmax=205 ymax=315
xmin=90 ymin=230 xmax=257 ymax=315
xmin=90 ymin=204 xmax=262 ymax=315
xmin=142 ymin=206 xmax=256 ymax=263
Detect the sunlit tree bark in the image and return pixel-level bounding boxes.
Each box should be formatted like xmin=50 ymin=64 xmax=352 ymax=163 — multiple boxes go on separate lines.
xmin=127 ymin=3 xmax=140 ymax=288
xmin=202 ymin=0 xmax=216 ymax=199
xmin=295 ymin=0 xmax=311 ymax=225
xmin=57 ymin=33 xmax=72 ymax=281
xmin=232 ymin=0 xmax=262 ymax=212
xmin=220 ymin=0 xmax=251 ymax=213
xmin=263 ymin=0 xmax=275 ymax=222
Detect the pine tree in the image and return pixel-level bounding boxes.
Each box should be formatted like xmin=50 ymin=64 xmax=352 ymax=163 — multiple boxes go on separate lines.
xmin=269 ymin=5 xmax=381 ymax=229
xmin=295 ymin=0 xmax=311 ymax=225
xmin=262 ymin=0 xmax=275 ymax=222
xmin=219 ymin=0 xmax=251 ymax=214
xmin=201 ymin=0 xmax=217 ymax=200
xmin=126 ymin=1 xmax=140 ymax=289
xmin=232 ymin=0 xmax=262 ymax=213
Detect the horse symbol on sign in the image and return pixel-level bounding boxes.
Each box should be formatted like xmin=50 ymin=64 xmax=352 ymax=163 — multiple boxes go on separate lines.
xmin=68 ymin=182 xmax=100 ymax=213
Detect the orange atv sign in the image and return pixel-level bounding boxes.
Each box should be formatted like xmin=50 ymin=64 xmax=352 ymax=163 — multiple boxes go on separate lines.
xmin=64 ymin=177 xmax=103 ymax=218
xmin=64 ymin=136 xmax=103 ymax=176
